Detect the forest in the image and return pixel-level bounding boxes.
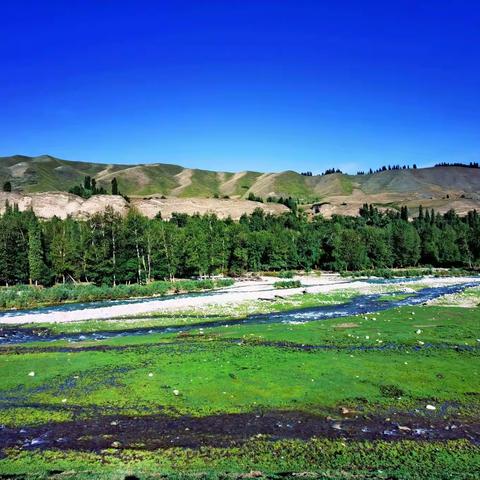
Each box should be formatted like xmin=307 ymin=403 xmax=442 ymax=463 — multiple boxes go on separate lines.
xmin=0 ymin=202 xmax=479 ymax=287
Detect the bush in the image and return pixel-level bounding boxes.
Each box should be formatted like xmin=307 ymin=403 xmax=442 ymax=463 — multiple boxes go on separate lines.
xmin=277 ymin=271 xmax=294 ymax=279
xmin=342 ymin=268 xmax=438 ymax=279
xmin=274 ymin=280 xmax=302 ymax=289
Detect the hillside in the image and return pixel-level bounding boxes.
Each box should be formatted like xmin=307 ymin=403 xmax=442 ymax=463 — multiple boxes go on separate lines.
xmin=1 ymin=154 xmax=479 ymax=217
xmin=0 ymin=192 xmax=288 ymax=220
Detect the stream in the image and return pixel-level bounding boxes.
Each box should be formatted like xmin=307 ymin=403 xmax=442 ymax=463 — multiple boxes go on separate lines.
xmin=0 ymin=280 xmax=478 ymax=346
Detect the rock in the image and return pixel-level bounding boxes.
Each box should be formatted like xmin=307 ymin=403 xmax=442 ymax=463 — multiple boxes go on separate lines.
xmin=416 ymin=329 xmax=422 ymax=334
xmin=111 ymin=441 xmax=121 ymax=448
xmin=398 ymin=425 xmax=411 ymax=432
xmin=148 ymin=373 xmax=154 ymax=377
xmin=28 ymin=371 xmax=35 ymax=377
xmin=426 ymin=404 xmax=436 ymax=410
xmin=240 ymin=471 xmax=263 ymax=479
xmin=173 ymin=389 xmax=180 ymax=396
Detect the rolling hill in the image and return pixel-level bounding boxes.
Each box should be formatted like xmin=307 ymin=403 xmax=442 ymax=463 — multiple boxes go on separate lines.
xmin=1 ymin=154 xmax=479 ymax=217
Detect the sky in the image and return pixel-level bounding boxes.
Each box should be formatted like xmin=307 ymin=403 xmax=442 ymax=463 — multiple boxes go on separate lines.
xmin=1 ymin=1 xmax=479 ymax=174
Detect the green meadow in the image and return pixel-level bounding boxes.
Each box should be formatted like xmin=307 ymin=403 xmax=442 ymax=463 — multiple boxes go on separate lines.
xmin=0 ymin=293 xmax=479 ymax=479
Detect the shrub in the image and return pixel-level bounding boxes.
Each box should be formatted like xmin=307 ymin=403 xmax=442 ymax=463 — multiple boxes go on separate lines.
xmin=277 ymin=271 xmax=294 ymax=279
xmin=274 ymin=280 xmax=302 ymax=289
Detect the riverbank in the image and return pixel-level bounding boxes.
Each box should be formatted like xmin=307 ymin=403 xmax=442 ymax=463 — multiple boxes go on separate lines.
xmin=1 ymin=280 xmax=479 ymax=344
xmin=0 ymin=273 xmax=478 ymax=325
xmin=0 ymin=278 xmax=233 ymax=313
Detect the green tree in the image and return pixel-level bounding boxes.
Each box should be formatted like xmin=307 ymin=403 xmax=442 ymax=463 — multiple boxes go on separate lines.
xmin=389 ymin=220 xmax=421 ymax=267
xmin=28 ymin=222 xmax=47 ymax=285
xmin=332 ymin=228 xmax=368 ymax=271
xmin=362 ymin=226 xmax=393 ymax=268
xmin=111 ymin=177 xmax=119 ymax=195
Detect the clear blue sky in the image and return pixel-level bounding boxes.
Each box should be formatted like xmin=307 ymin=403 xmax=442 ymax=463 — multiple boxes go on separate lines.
xmin=1 ymin=1 xmax=479 ymax=173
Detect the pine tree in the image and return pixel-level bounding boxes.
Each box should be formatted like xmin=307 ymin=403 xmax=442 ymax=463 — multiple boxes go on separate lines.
xmin=111 ymin=177 xmax=119 ymax=195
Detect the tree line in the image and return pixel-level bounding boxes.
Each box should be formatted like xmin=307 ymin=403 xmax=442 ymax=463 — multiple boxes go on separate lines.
xmin=434 ymin=162 xmax=479 ymax=169
xmin=68 ymin=176 xmax=126 ymax=199
xmin=0 ymin=202 xmax=479 ymax=287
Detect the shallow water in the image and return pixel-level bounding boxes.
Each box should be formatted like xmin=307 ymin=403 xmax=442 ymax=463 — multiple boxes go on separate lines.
xmin=0 ymin=288 xmax=228 ymax=319
xmin=0 ymin=280 xmax=478 ymax=346
xmin=0 ymin=276 xmax=423 ymax=319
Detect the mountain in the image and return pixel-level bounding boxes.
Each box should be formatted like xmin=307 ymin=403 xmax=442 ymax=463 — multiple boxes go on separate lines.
xmin=1 ymin=154 xmax=479 ymax=217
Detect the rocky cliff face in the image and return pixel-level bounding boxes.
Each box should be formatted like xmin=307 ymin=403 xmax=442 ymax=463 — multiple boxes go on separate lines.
xmin=0 ymin=192 xmax=289 ymax=220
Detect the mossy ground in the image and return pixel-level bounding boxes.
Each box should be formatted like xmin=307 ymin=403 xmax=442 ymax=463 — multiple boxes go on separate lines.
xmin=0 ymin=291 xmax=479 ymax=479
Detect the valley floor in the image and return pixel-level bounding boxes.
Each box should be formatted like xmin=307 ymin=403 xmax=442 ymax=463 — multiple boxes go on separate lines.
xmin=0 ymin=277 xmax=479 ymax=479
xmin=1 ymin=273 xmax=478 ymax=325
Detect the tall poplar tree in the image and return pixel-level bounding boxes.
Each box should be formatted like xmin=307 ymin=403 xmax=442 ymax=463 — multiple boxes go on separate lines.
xmin=28 ymin=222 xmax=46 ymax=285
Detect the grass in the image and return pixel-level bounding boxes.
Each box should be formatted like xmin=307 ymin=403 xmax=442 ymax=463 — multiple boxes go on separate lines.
xmin=230 ymin=171 xmax=262 ymax=197
xmin=339 ymin=174 xmax=354 ymax=194
xmin=212 ymin=305 xmax=480 ymax=348
xmin=1 ymin=307 xmax=479 ymax=418
xmin=114 ymin=163 xmax=183 ymax=196
xmin=0 ymin=292 xmax=479 ymax=477
xmin=376 ymin=292 xmax=415 ymax=302
xmin=179 ymin=169 xmax=220 ymax=197
xmin=1 ymin=439 xmax=478 ymax=479
xmin=272 ymin=171 xmax=313 ymax=199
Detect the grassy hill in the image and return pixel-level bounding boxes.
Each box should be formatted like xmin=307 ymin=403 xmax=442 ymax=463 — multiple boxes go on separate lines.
xmin=1 ymin=155 xmax=479 ymax=215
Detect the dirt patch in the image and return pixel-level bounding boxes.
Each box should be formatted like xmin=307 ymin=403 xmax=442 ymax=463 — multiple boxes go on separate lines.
xmin=0 ymin=192 xmax=287 ymax=221
xmin=427 ymin=291 xmax=480 ymax=308
xmin=130 ymin=197 xmax=289 ymax=220
xmin=170 ymin=168 xmax=193 ymax=195
xmin=334 ymin=323 xmax=358 ymax=329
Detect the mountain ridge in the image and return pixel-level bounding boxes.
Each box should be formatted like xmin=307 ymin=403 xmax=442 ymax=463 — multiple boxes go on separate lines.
xmin=1 ymin=154 xmax=479 ymax=217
